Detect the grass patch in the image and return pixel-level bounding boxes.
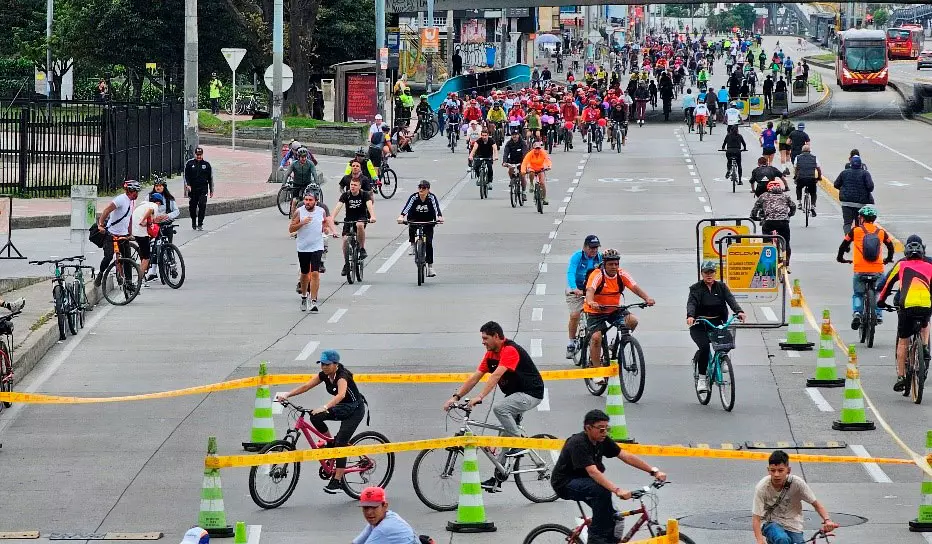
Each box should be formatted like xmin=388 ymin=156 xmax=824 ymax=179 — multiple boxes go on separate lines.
xmin=808 ymin=53 xmax=836 ymax=63
xmin=29 ymin=310 xmax=54 ymax=332
xmin=198 ymin=110 xmax=223 ymax=130
xmin=922 ymin=112 xmax=932 ymax=121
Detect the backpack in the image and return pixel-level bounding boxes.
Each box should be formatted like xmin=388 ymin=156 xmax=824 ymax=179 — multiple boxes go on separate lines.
xmin=584 ymin=265 xmax=623 ymax=295
xmin=860 ymin=226 xmax=882 ymax=262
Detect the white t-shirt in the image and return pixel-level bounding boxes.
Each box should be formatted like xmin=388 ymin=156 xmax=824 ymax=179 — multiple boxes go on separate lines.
xmin=106 ymin=194 xmax=134 ymax=236
xmin=694 ymin=104 xmax=709 ymax=117
xmin=295 ymin=205 xmax=325 ymax=253
xmin=752 ymin=474 xmax=817 ymax=533
xmin=725 ymin=108 xmax=741 ymax=125
xmin=369 ymin=122 xmax=384 ymax=136
xmin=131 ymin=202 xmax=158 ymax=239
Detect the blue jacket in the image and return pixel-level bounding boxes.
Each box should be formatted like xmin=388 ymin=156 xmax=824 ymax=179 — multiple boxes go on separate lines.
xmin=567 ymin=250 xmax=602 ymax=290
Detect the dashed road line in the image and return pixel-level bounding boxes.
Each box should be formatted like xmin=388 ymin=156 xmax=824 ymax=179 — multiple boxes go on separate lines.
xmin=549 ymin=231 xmax=557 ymax=239
xmin=537 ymin=388 xmax=551 ymax=411
xmin=532 ymin=307 xmax=543 ymax=321
xmin=694 ymin=186 xmax=702 ymax=192
xmin=805 ymin=388 xmax=834 ymax=412
xmin=850 ymin=444 xmax=893 ymax=483
xmin=698 ymin=196 xmax=706 ymax=202
xmin=353 ymin=285 xmax=371 ymax=296
xmin=563 ymin=196 xmax=572 ymax=203
xmin=539 ymin=263 xmax=548 ymax=273
xmin=558 ymin=206 xmax=567 ymax=213
xmin=327 ymin=308 xmax=348 ymax=324
xmin=247 ymin=524 xmax=262 ymax=544
xmin=703 ymin=205 xmax=712 ymax=213
xmin=553 ymin=219 xmax=562 ymax=225
xmin=531 ymin=338 xmax=543 ymax=357
xmin=296 ymin=340 xmax=320 ymax=361
xmin=787 ymin=351 xmax=801 ymax=358
xmin=536 ymin=283 xmax=547 ymax=295
xmin=541 ymin=244 xmax=551 ymax=255
xmin=567 ymin=187 xmax=575 ymax=193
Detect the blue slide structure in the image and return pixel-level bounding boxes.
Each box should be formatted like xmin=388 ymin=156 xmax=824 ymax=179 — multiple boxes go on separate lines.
xmin=426 ymin=64 xmax=531 ymax=111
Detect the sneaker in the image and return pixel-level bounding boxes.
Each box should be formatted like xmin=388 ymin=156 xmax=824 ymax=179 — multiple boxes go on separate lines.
xmin=542 ymin=199 xmax=549 ymax=205
xmin=427 ymin=265 xmax=436 ymax=277
xmin=810 ymin=208 xmax=817 ymax=217
xmin=197 ymin=225 xmax=204 ymax=231
xmin=851 ymin=312 xmax=862 ymax=330
xmin=300 ymin=297 xmax=308 ymax=312
xmin=566 ymin=341 xmax=576 ymax=359
xmin=310 ymin=300 xmax=319 ymax=313
xmin=323 ymin=478 xmax=342 ymax=494
xmin=341 ymin=264 xmax=349 ymax=276
xmin=480 ymin=477 xmax=502 ymax=492
xmin=894 ymin=376 xmax=908 ymax=392
xmin=408 ymin=244 xmax=415 ymax=256
xmin=1 ymin=297 xmax=25 ymax=313
xmin=146 ymin=272 xmax=159 ymax=282
xmin=358 ymin=248 xmax=368 ymax=260
xmin=696 ymin=377 xmax=709 ymax=393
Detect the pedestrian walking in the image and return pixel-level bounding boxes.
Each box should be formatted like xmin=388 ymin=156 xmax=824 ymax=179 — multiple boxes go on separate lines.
xmin=208 ymin=73 xmax=222 ymax=115
xmin=184 ymin=146 xmax=214 ymax=231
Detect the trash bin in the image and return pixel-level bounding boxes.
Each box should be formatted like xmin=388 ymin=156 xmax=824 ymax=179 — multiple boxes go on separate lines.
xmin=485 ymin=46 xmax=497 ymax=67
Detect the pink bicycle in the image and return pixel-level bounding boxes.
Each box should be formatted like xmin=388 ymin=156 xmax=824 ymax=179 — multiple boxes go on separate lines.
xmin=248 ymin=398 xmax=394 ymax=508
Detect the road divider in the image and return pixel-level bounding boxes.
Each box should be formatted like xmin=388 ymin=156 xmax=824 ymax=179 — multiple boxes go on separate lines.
xmin=0 ymin=366 xmax=619 ymax=404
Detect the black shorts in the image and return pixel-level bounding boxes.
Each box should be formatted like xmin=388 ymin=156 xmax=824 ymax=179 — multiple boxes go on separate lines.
xmin=762 ymin=146 xmax=776 ymax=156
xmin=778 ymin=143 xmax=791 ymax=151
xmin=136 ymin=236 xmax=151 ymax=260
xmin=368 ymin=147 xmax=383 ymax=169
xmin=584 ymin=309 xmax=627 ymax=337
xmin=342 ymin=221 xmax=368 ymax=236
xmin=298 ymin=250 xmax=324 ymax=274
xmin=897 ymin=308 xmax=932 ymax=339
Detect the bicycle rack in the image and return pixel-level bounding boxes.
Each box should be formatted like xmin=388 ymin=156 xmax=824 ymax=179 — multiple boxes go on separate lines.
xmin=716 ymin=233 xmax=787 ymax=329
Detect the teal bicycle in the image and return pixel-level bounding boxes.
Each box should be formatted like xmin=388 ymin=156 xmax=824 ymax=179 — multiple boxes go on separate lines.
xmin=691 ymin=315 xmax=738 ymax=411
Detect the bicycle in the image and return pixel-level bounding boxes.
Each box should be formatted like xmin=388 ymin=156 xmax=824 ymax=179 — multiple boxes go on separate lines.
xmin=411 ymin=400 xmax=557 ymax=511
xmin=562 ymin=124 xmax=574 ymax=151
xmin=492 ymin=121 xmax=506 ymax=148
xmin=0 ymin=307 xmax=22 ymax=413
xmin=800 ymin=186 xmax=814 ymax=228
xmin=148 ymin=223 xmax=186 ymax=289
xmin=401 ymin=220 xmax=439 ymax=286
xmin=504 ymin=164 xmax=525 ymax=208
xmin=573 ymin=303 xmax=649 ymax=400
xmin=610 ymin=120 xmax=624 ymax=153
xmin=528 ymin=168 xmax=549 ymax=214
xmin=473 ymin=158 xmax=493 ymax=200
xmin=29 ymin=256 xmax=96 ymax=340
xmin=691 ymin=315 xmax=739 ymax=411
xmin=803 ymin=529 xmax=835 ymax=543
xmin=100 ymin=235 xmax=143 ymax=306
xmin=376 ymin=156 xmax=398 ymax=199
xmin=522 ymin=480 xmax=695 ymax=544
xmin=684 ymin=108 xmax=695 ymax=133
xmin=336 ymin=220 xmax=371 ymax=285
xmin=418 ymin=112 xmax=438 ymax=141
xmin=585 ymin=123 xmax=603 ymax=153
xmin=840 ymin=266 xmax=881 ymax=348
xmin=696 ymin=114 xmax=707 ymax=141
xmin=722 ymin=149 xmax=745 ymax=193
xmin=446 ymin=115 xmax=459 ymax=152
xmin=543 ymin=124 xmax=557 ymax=153
xmin=881 ymin=304 xmax=928 ymax=404
xmin=248 ymin=398 xmax=394 ymax=508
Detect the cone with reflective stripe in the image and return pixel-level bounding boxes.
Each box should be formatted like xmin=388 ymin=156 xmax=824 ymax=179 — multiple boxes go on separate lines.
xmin=234 ymin=522 xmax=248 ymax=544
xmin=606 ymin=361 xmax=636 ymax=444
xmin=199 ymin=436 xmax=234 ymax=537
xmin=780 ymin=280 xmax=814 ymax=350
xmin=832 ymin=345 xmax=875 ymax=431
xmin=909 ymin=431 xmax=932 ymax=531
xmin=447 ymin=432 xmax=496 ymax=533
xmin=806 ymin=310 xmax=845 ymax=387
xmin=242 ymin=362 xmax=275 ymax=452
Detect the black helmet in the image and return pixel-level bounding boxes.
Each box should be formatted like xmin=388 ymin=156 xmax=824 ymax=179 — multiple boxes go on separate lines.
xmin=355 ymin=147 xmax=366 ymax=156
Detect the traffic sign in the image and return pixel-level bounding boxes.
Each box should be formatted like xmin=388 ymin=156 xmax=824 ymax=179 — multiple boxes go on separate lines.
xmin=725 ymin=243 xmax=779 ymax=303
xmin=702 ymin=224 xmax=750 ymax=260
xmin=264 ymin=64 xmax=294 ymax=92
xmin=379 ymin=48 xmax=389 ymax=70
xmin=221 ymin=48 xmax=247 ymax=71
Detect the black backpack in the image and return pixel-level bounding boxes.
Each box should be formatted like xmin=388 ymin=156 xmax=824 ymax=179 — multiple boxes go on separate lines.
xmin=860 ymin=226 xmax=882 ymax=262
xmin=584 ymin=265 xmax=622 ymax=295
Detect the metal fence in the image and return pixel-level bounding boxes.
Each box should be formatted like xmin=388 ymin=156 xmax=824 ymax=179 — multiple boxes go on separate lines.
xmin=0 ymin=100 xmax=183 ymax=197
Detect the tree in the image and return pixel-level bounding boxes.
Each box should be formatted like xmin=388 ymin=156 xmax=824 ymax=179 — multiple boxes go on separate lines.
xmin=731 ymin=4 xmax=757 ymax=30
xmin=870 ymin=7 xmax=889 ymax=28
xmin=8 ymin=0 xmax=79 ymax=99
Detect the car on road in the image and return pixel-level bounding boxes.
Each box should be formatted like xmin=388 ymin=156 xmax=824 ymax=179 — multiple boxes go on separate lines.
xmin=918 ymin=50 xmax=932 ymax=70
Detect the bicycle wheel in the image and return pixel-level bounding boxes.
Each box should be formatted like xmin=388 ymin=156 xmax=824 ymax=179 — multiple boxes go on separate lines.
xmin=449 ymin=131 xmax=456 ymax=152
xmin=248 ymin=440 xmax=300 ymax=509
xmin=694 ymin=355 xmax=712 ymax=405
xmin=345 ymin=245 xmax=356 ymax=285
xmin=102 ymin=258 xmax=142 ymax=306
xmin=699 ymin=123 xmax=704 ymax=141
xmin=341 ymin=431 xmax=395 ymax=499
xmin=126 ymin=241 xmax=141 ymax=266
xmin=731 ymin=165 xmax=738 ymax=193
xmin=803 ymin=194 xmax=811 ymax=228
xmin=72 ymin=279 xmax=86 ymax=329
xmin=379 ymin=168 xmax=397 ymax=199
xmin=416 ymin=238 xmax=426 ymax=286
xmin=535 ymin=183 xmax=543 ymax=214
xmin=510 ymin=180 xmax=518 ymax=208
xmin=412 ymin=447 xmax=464 ymax=512
xmin=615 ymin=128 xmax=621 ymax=153
xmin=355 ymin=251 xmax=364 ymax=283
xmin=596 ymin=134 xmax=603 ymax=152
xmin=522 ymin=523 xmax=583 ymax=544
xmin=514 ymin=433 xmax=559 ymax=503
xmin=912 ymin=340 xmax=927 ymax=405
xmin=618 ymin=336 xmax=646 ymax=403
xmin=277 ymin=186 xmax=292 ymax=216
xmin=584 ymin=337 xmax=610 ymax=396
xmin=0 ymin=339 xmax=12 ymax=410
xmin=587 ymin=134 xmax=592 ymax=154
xmin=719 ymin=354 xmax=736 ymax=412
xmin=865 ymin=292 xmax=876 ymax=348
xmin=64 ymin=285 xmax=78 ymax=336
xmin=479 ymin=165 xmax=488 ymax=199
xmin=159 ymin=243 xmax=186 ymax=289
xmin=52 ymin=284 xmax=67 ymax=340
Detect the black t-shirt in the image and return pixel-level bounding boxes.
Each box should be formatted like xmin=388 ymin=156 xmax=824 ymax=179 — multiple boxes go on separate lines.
xmin=340 ymin=175 xmax=373 ymax=193
xmin=751 ymin=166 xmax=784 ymax=196
xmin=788 ymin=129 xmax=809 ymax=153
xmin=319 ymin=365 xmax=364 ymax=406
xmin=473 ymin=138 xmax=495 ymax=159
xmin=339 ymin=190 xmax=370 ymax=222
xmin=551 ymin=432 xmax=622 ymax=493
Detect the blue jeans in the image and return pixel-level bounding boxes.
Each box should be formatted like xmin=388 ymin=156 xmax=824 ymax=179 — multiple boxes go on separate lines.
xmin=558 ymin=478 xmax=615 ymax=544
xmin=852 ymin=273 xmax=883 ymax=318
xmin=762 ymin=521 xmax=805 ymax=544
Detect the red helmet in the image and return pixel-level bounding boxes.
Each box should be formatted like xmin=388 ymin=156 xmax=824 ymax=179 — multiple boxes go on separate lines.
xmin=588 ymin=99 xmax=598 ymax=106
xmin=597 ymin=118 xmax=607 ymax=127
xmin=564 ymin=121 xmax=575 ymax=131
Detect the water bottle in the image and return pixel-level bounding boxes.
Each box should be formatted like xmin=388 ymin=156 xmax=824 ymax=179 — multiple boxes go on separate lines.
xmin=613 ymin=511 xmax=626 ymax=540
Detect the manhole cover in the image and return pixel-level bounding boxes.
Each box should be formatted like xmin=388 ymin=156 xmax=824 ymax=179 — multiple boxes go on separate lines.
xmin=679 ymin=511 xmax=867 ymax=531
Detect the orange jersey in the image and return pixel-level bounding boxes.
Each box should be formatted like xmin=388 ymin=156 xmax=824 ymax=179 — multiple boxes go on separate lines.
xmin=583 ymin=267 xmax=637 ymax=314
xmin=520 ymin=149 xmax=552 ymax=174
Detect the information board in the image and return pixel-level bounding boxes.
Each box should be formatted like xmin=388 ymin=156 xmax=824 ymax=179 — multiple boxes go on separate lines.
xmin=702 ymin=224 xmax=750 ymax=261
xmin=345 ymin=73 xmax=377 ymax=123
xmin=725 ymin=243 xmax=779 ymax=302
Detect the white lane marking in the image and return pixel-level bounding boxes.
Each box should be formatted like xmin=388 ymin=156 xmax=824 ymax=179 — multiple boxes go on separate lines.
xmin=694 ymin=186 xmax=702 ymax=192
xmin=687 ymin=165 xmax=695 ymax=170
xmin=578 ymin=159 xmax=586 ymax=164
xmin=539 ymin=263 xmax=548 ymax=273
xmin=922 ymin=534 xmax=932 ymax=544
xmin=272 ymin=396 xmax=287 ymax=414
xmin=532 ymin=307 xmax=543 ymax=321
xmin=0 ymin=304 xmax=114 ymax=437
xmin=549 ymin=231 xmax=557 ymax=239
xmin=567 ymin=187 xmax=575 ymax=193
xmin=563 ymin=196 xmax=572 ymax=203
xmin=536 ymin=284 xmax=546 ymax=295
xmin=541 ymin=245 xmax=551 ymax=255
xmin=573 ymin=177 xmax=580 ymax=183
xmin=327 ymin=308 xmax=348 ymax=324
xmin=805 ymin=388 xmax=834 ymax=412
xmin=553 ymin=219 xmax=562 ymax=225
xmin=787 ymin=351 xmax=801 ymax=358
xmin=376 ymin=238 xmax=413 ymax=274
xmin=850 ymin=444 xmax=893 ymax=483
xmin=703 ymin=205 xmax=712 ymax=213
xmin=558 ymin=206 xmax=567 ymax=213
xmin=247 ymin=525 xmax=262 ymax=544
xmin=867 ymin=139 xmax=932 ymax=173
xmin=537 ymin=388 xmax=551 ymax=411
xmin=531 ymin=339 xmax=543 ymax=357
xmin=296 ymin=340 xmax=320 ymax=361
xmin=353 ymin=285 xmax=371 ymax=296
xmin=693 ymin=178 xmax=700 ymax=182
xmin=761 ymin=306 xmax=778 ymax=322
xmin=685 ymin=159 xmax=692 ymax=163
xmin=698 ymin=196 xmax=706 ymax=202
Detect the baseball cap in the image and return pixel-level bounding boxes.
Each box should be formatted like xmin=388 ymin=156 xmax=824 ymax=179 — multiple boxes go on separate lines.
xmin=318 ymin=349 xmax=340 ymax=364
xmin=149 ymin=193 xmax=165 ymax=203
xmin=358 ymin=486 xmax=386 ymax=506
xmin=194 ymin=146 xmax=204 ymax=154
xmin=180 ymin=527 xmax=209 ymax=544
xmin=375 ymin=114 xmax=383 ymax=120
xmin=532 ymin=141 xmax=543 ymax=148
xmin=584 ymin=234 xmax=601 ymax=248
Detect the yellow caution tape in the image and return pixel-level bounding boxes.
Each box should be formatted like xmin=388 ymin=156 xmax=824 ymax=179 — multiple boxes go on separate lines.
xmin=0 ymin=367 xmax=618 ymax=405
xmin=205 ymin=434 xmax=918 ymax=469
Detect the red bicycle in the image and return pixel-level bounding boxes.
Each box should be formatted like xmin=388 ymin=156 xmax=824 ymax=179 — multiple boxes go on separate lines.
xmin=0 ymin=308 xmax=22 ymax=414
xmin=248 ymin=398 xmax=394 ymax=508
xmin=522 ymin=480 xmax=695 ymax=543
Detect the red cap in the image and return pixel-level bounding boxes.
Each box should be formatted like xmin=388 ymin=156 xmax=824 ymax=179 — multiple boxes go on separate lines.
xmin=358 ymin=486 xmax=386 ymax=506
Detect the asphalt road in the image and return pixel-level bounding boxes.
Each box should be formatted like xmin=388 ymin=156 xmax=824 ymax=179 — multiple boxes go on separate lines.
xmin=2 ymin=38 xmax=932 ymax=544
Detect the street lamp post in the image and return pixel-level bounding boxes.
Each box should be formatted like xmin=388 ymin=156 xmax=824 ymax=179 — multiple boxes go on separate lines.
xmin=183 ymin=0 xmax=199 ymax=156
xmin=376 ymin=0 xmax=386 ymax=117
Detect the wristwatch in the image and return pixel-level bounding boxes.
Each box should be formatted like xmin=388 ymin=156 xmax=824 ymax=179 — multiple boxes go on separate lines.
xmin=452 ymin=393 xmax=461 ymax=401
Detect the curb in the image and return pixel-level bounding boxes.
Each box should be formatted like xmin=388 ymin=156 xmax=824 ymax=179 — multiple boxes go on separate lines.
xmin=0 ymin=277 xmax=47 ymax=295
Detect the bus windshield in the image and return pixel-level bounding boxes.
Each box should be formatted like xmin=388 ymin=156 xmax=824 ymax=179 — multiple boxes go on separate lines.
xmin=887 ymin=29 xmax=910 ymax=40
xmin=845 ymin=44 xmax=886 ymax=72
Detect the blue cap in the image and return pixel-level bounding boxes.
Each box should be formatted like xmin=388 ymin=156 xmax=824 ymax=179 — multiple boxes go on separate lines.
xmin=149 ymin=193 xmax=164 ymax=203
xmin=319 ymin=350 xmax=340 ymax=364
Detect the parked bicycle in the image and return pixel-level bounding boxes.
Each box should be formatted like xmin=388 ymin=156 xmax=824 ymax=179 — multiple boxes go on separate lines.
xmin=411 ymin=400 xmax=557 ymax=511
xmin=572 ymin=303 xmax=649 ymax=400
xmin=248 ymin=398 xmax=394 ymax=508
xmin=0 ymin=307 xmax=22 ymax=414
xmin=417 ymin=112 xmax=438 ymax=141
xmin=29 ymin=256 xmax=96 ymax=339
xmin=522 ymin=480 xmax=695 ymax=544
xmin=691 ymin=315 xmax=739 ymax=411
xmin=402 ymin=220 xmax=439 ymax=286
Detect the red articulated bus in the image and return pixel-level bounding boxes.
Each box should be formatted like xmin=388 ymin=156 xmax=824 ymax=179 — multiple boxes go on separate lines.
xmin=887 ymin=24 xmax=925 ymax=59
xmin=836 ymin=29 xmax=888 ymax=91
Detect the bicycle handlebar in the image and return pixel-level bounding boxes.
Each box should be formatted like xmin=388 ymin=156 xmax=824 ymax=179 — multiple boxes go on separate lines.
xmin=275 ymin=397 xmax=310 ymax=414
xmin=29 ymin=255 xmax=85 ymax=266
xmin=692 ymin=314 xmax=740 ymax=329
xmin=401 ymin=220 xmax=440 ymax=226
xmin=334 ymin=220 xmax=374 ymax=225
xmin=629 ymin=479 xmax=670 ymax=500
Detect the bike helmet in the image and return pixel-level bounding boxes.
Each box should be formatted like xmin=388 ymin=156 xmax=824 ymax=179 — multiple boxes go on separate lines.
xmin=602 ymin=248 xmax=621 ymax=261
xmin=149 ymin=192 xmax=164 ymax=203
xmin=858 ymin=205 xmax=877 ymax=220
xmin=355 ymin=147 xmax=366 ymax=156
xmin=905 ymin=240 xmax=925 ymax=259
xmin=124 ymin=180 xmax=141 ymax=191
xmin=797 ymin=122 xmax=805 ymax=129
xmin=297 ymin=147 xmax=309 ymax=157
xmin=303 ymin=183 xmax=321 ymax=197
xmin=767 ymin=180 xmax=783 ymax=192
xmin=419 ymin=94 xmax=427 ymax=99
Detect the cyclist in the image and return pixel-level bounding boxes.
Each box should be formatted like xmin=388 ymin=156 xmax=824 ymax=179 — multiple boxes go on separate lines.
xmin=502 ymin=130 xmax=528 ymax=195
xmin=583 ymin=249 xmax=655 ymax=384
xmin=775 ymin=114 xmax=794 ymax=167
xmin=566 ymin=235 xmax=603 ymax=359
xmin=753 ymin=450 xmax=838 ymax=544
xmin=724 ymin=101 xmax=741 ymax=128
xmin=786 ymin=122 xmax=810 ymax=166
xmin=833 ymin=155 xmax=874 ymax=234
xmin=608 ymin=100 xmax=628 ymax=147
xmin=340 ymin=160 xmax=375 ymax=198
xmin=95 ymin=180 xmax=139 ymax=286
xmin=415 ymin=94 xmax=432 ymax=127
xmin=687 ymin=260 xmax=747 ymax=393
xmin=693 ymin=98 xmax=710 ymax=134
xmin=792 ymin=144 xmax=821 ymax=217
xmin=368 ymin=125 xmax=390 ymax=171
xmin=282 ymin=147 xmax=318 ymax=213
xmin=837 ymin=205 xmax=895 ymax=330
xmin=720 ymin=125 xmax=748 ymax=184
xmin=581 ymin=99 xmax=604 ymax=138
xmin=355 ymin=486 xmax=418 ymax=543
xmin=464 ymin=120 xmax=483 ymax=147
xmin=520 ymin=141 xmax=552 ymax=205
xmin=131 ymin=192 xmax=161 ymax=288
xmin=751 ymin=180 xmax=796 ymax=272
xmin=525 ymin=106 xmax=542 ymax=142
xmin=559 ymin=96 xmax=579 ymax=149
xmin=486 ymin=101 xmax=507 ymax=136
xmin=468 ymin=129 xmax=498 ymax=191
xmin=878 ymin=235 xmax=932 ymax=392
xmin=344 ymin=148 xmax=378 ymax=181
xmin=397 ymin=180 xmax=444 ymax=278
xmin=290 ymin=188 xmax=334 ymax=312
xmin=750 ymin=156 xmax=789 ymax=197
xmin=280 ymin=139 xmax=316 ymax=168
xmin=550 ymin=409 xmax=667 ymax=544
xmin=332 ymin=177 xmax=377 ymax=276
xmin=443 ymin=320 xmax=545 ymax=492
xmin=276 ymin=350 xmax=367 ymax=494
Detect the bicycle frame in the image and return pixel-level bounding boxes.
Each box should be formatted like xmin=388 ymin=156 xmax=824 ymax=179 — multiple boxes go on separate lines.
xmin=284 ymin=410 xmax=370 ymax=477
xmin=447 ymin=407 xmax=533 ymax=478
xmin=696 ymin=315 xmax=738 ymax=383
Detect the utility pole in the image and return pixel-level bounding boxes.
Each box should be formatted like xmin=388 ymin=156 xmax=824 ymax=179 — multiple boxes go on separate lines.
xmin=183 ymin=0 xmax=198 ymax=157
xmin=271 ymin=0 xmax=284 ymax=178
xmin=46 ymin=0 xmax=53 ymax=98
xmin=426 ymin=0 xmax=434 ymax=92
xmin=376 ymin=0 xmax=386 ymax=117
